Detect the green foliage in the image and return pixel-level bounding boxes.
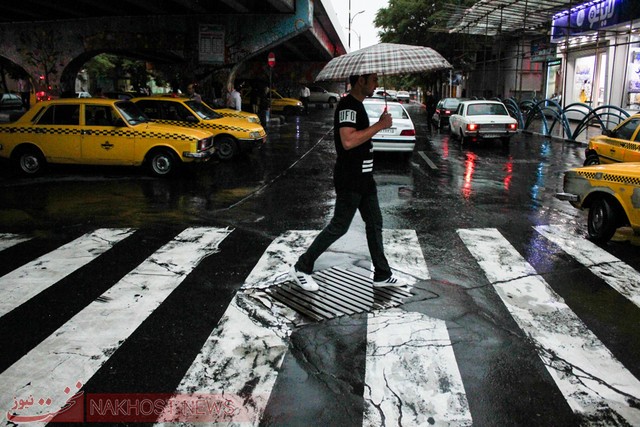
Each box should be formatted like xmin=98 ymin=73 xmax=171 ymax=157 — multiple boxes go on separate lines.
xmin=374 ymin=0 xmax=486 ymax=89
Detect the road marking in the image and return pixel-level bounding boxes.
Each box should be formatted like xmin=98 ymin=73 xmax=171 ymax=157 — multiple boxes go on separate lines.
xmin=535 ymin=224 xmax=640 ymax=309
xmin=418 ymin=151 xmax=439 ymax=170
xmin=0 ymin=228 xmax=135 ymax=318
xmin=458 ymin=228 xmax=640 ymax=425
xmin=0 ymin=227 xmax=231 ymax=425
xmin=0 ymin=233 xmax=31 ymax=252
xmin=363 ymin=309 xmax=472 ymax=426
xmin=156 ymin=227 xmax=429 ymax=425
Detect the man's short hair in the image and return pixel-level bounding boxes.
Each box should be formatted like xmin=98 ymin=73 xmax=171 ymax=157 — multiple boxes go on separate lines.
xmin=349 ymin=74 xmax=372 ymax=87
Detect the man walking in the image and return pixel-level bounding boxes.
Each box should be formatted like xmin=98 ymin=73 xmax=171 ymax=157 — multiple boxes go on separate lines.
xmin=299 ymin=84 xmax=310 ymax=114
xmin=289 ymin=73 xmax=403 ymax=291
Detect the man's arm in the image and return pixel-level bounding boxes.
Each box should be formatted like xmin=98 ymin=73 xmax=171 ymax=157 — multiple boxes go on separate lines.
xmin=339 ymin=112 xmax=392 ymax=150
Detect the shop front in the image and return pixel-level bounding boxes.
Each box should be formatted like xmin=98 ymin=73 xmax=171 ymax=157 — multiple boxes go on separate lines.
xmin=548 ymin=0 xmax=640 ymax=115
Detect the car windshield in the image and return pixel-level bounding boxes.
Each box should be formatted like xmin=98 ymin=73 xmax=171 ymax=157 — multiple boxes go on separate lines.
xmin=186 ymin=100 xmax=222 ymax=120
xmin=443 ymin=99 xmax=461 ymax=109
xmin=115 ymin=101 xmax=149 ymax=125
xmin=467 ymin=103 xmax=509 ymax=116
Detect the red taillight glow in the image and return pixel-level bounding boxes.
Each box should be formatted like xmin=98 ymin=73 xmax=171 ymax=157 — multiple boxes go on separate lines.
xmin=466 ymin=123 xmax=478 ymax=131
xmin=400 ymin=129 xmax=416 ymax=136
xmin=508 ymin=123 xmax=517 ymax=130
xmin=445 ymin=109 xmax=451 ymax=114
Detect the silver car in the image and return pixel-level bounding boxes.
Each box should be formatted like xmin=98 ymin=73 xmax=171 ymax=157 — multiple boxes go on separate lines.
xmin=363 ymin=98 xmax=416 ymax=153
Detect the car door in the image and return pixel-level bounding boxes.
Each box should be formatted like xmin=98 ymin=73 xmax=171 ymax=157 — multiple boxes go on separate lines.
xmin=449 ymin=104 xmax=463 ymax=135
xmin=32 ymin=103 xmax=82 ymax=163
xmin=620 ymin=117 xmax=640 ymax=162
xmin=82 ymin=104 xmax=135 ymax=164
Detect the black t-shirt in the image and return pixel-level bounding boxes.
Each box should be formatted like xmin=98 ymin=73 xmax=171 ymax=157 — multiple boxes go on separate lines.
xmin=333 ymin=94 xmax=375 ymax=194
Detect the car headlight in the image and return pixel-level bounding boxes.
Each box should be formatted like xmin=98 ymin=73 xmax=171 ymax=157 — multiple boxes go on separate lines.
xmin=249 ymin=131 xmax=261 ymax=139
xmin=248 ymin=117 xmax=259 ymax=123
xmin=297 ymin=102 xmax=302 ymax=106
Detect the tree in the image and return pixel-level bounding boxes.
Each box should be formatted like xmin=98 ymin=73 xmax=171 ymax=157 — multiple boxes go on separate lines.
xmin=374 ymin=0 xmax=483 ymax=90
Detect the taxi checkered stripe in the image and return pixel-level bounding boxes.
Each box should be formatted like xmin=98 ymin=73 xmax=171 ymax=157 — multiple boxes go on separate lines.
xmin=0 ymin=127 xmax=199 ymax=142
xmin=152 ymin=119 xmax=251 ymax=133
xmin=579 ymin=171 xmax=640 ymax=186
xmin=0 ymin=127 xmax=83 ymax=136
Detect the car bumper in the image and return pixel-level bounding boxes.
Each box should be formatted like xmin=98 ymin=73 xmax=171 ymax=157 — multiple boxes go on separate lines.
xmin=555 ymin=192 xmax=580 ymax=202
xmin=372 ymin=141 xmax=416 ymax=152
xmin=463 ymin=130 xmax=517 ymax=140
xmin=183 ymin=146 xmax=216 ymax=160
xmin=237 ymin=135 xmax=267 ymax=150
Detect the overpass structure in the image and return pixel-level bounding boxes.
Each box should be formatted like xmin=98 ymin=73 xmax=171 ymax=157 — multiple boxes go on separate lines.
xmin=0 ymin=0 xmax=348 ymax=96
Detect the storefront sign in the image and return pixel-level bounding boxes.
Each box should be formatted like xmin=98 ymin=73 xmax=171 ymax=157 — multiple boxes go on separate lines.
xmin=550 ymin=0 xmax=640 ymax=42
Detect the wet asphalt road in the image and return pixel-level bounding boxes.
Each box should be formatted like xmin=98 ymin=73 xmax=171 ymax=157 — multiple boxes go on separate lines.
xmin=1 ymin=103 xmax=640 ymax=426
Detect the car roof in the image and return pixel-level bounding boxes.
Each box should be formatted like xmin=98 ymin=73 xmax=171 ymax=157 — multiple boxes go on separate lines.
xmin=461 ymin=100 xmax=505 ymax=105
xmin=36 ymin=98 xmax=120 ymax=106
xmin=363 ymin=98 xmax=404 ymax=106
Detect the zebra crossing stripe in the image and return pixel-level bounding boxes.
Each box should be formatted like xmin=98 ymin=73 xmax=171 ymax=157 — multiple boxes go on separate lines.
xmin=0 ymin=228 xmax=135 ymax=319
xmin=155 ymin=228 xmax=428 ymax=425
xmin=0 ymin=233 xmax=31 ymax=252
xmin=363 ymin=309 xmax=472 ymax=426
xmin=457 ymin=228 xmax=640 ymax=425
xmin=0 ymin=227 xmax=231 ymax=425
xmin=535 ymin=224 xmax=640 ymax=309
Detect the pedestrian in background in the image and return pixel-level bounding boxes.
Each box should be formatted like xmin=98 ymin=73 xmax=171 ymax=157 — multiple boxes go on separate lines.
xmin=187 ymin=83 xmax=202 ymax=103
xmin=299 ymin=83 xmax=310 ymax=114
xmin=258 ymin=86 xmax=270 ymax=127
xmin=226 ymin=84 xmax=242 ymax=111
xmin=288 ymin=73 xmax=403 ymax=291
xmin=424 ymin=90 xmax=436 ymax=133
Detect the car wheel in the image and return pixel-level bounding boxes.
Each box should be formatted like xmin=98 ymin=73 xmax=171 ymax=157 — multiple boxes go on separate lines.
xmin=147 ymin=148 xmax=177 ymax=177
xmin=14 ymin=146 xmax=46 ymax=176
xmin=584 ymin=154 xmax=600 ymax=166
xmin=588 ymin=197 xmax=618 ymax=243
xmin=216 ymin=136 xmax=237 ymax=161
xmin=328 ymin=97 xmax=337 ymax=104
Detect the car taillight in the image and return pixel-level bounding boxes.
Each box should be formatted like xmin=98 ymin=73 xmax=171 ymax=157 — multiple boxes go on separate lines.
xmin=467 ymin=123 xmax=478 ymax=131
xmin=508 ymin=123 xmax=517 ymax=130
xmin=445 ymin=109 xmax=451 ymax=114
xmin=400 ymin=129 xmax=416 ymax=136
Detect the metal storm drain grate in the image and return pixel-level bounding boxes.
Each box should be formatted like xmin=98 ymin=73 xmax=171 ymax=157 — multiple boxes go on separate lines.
xmin=264 ymin=267 xmax=414 ymax=322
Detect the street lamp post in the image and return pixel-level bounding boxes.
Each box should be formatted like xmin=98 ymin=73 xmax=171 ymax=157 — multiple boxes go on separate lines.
xmin=348 ymin=0 xmax=365 ymax=50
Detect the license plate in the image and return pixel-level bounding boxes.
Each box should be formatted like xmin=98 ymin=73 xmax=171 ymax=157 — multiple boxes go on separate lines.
xmin=379 ymin=128 xmax=395 ymax=134
xmin=483 ymin=134 xmax=501 ymax=138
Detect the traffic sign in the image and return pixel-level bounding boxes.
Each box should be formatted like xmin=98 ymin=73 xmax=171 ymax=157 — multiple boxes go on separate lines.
xmin=268 ymin=52 xmax=276 ymax=68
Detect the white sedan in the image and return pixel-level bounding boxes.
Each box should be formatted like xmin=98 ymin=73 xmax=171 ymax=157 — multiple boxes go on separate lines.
xmin=449 ymin=100 xmax=518 ymax=144
xmin=363 ymin=98 xmax=416 ymax=153
xmin=308 ymin=86 xmax=340 ymax=104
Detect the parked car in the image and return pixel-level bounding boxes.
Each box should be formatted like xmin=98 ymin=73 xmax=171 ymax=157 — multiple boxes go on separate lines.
xmin=363 ymin=98 xmax=416 ymax=153
xmin=432 ymin=97 xmax=468 ymax=129
xmin=556 ymin=162 xmax=640 ymax=242
xmin=583 ymin=114 xmax=640 ymax=166
xmin=0 ymin=98 xmax=215 ymax=177
xmin=132 ymin=96 xmax=266 ymax=160
xmin=308 ymin=86 xmax=340 ymax=104
xmin=449 ymin=100 xmax=518 ymax=144
xmin=0 ymin=93 xmax=26 ymax=122
xmin=396 ymin=91 xmax=410 ymax=103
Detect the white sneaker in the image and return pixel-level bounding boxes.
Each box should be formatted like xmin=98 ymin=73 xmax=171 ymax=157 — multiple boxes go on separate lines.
xmin=289 ymin=266 xmax=319 ymax=292
xmin=373 ymin=276 xmax=404 ymax=288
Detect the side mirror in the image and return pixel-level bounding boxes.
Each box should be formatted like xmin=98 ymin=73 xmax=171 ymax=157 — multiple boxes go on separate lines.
xmin=114 ymin=118 xmax=127 ymax=127
xmin=602 ymin=128 xmax=613 ymax=137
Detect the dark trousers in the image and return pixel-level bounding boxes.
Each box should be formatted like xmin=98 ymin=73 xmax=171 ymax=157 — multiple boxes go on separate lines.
xmin=295 ymin=190 xmax=392 ymax=282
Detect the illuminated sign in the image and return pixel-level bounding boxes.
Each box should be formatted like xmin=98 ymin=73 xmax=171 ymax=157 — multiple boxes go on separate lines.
xmin=550 ymin=0 xmax=640 ymax=43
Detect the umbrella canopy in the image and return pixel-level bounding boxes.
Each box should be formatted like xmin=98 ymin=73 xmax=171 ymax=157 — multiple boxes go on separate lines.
xmin=315 ymin=43 xmax=452 ymax=82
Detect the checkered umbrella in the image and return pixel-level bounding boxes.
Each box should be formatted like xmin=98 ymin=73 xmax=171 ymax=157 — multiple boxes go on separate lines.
xmin=315 ymin=43 xmax=451 ymax=81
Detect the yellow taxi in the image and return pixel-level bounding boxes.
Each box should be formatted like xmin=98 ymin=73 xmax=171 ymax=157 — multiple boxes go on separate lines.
xmin=132 ymin=96 xmax=266 ymax=160
xmin=556 ymin=162 xmax=640 ymax=242
xmin=268 ymin=90 xmax=304 ymax=115
xmin=584 ymin=114 xmax=640 ymax=165
xmin=0 ymin=98 xmax=215 ymax=177
xmin=241 ymin=89 xmax=304 ymax=115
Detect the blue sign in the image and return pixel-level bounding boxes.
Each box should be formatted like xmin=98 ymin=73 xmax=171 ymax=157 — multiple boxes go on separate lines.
xmin=550 ymin=0 xmax=640 ymax=43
